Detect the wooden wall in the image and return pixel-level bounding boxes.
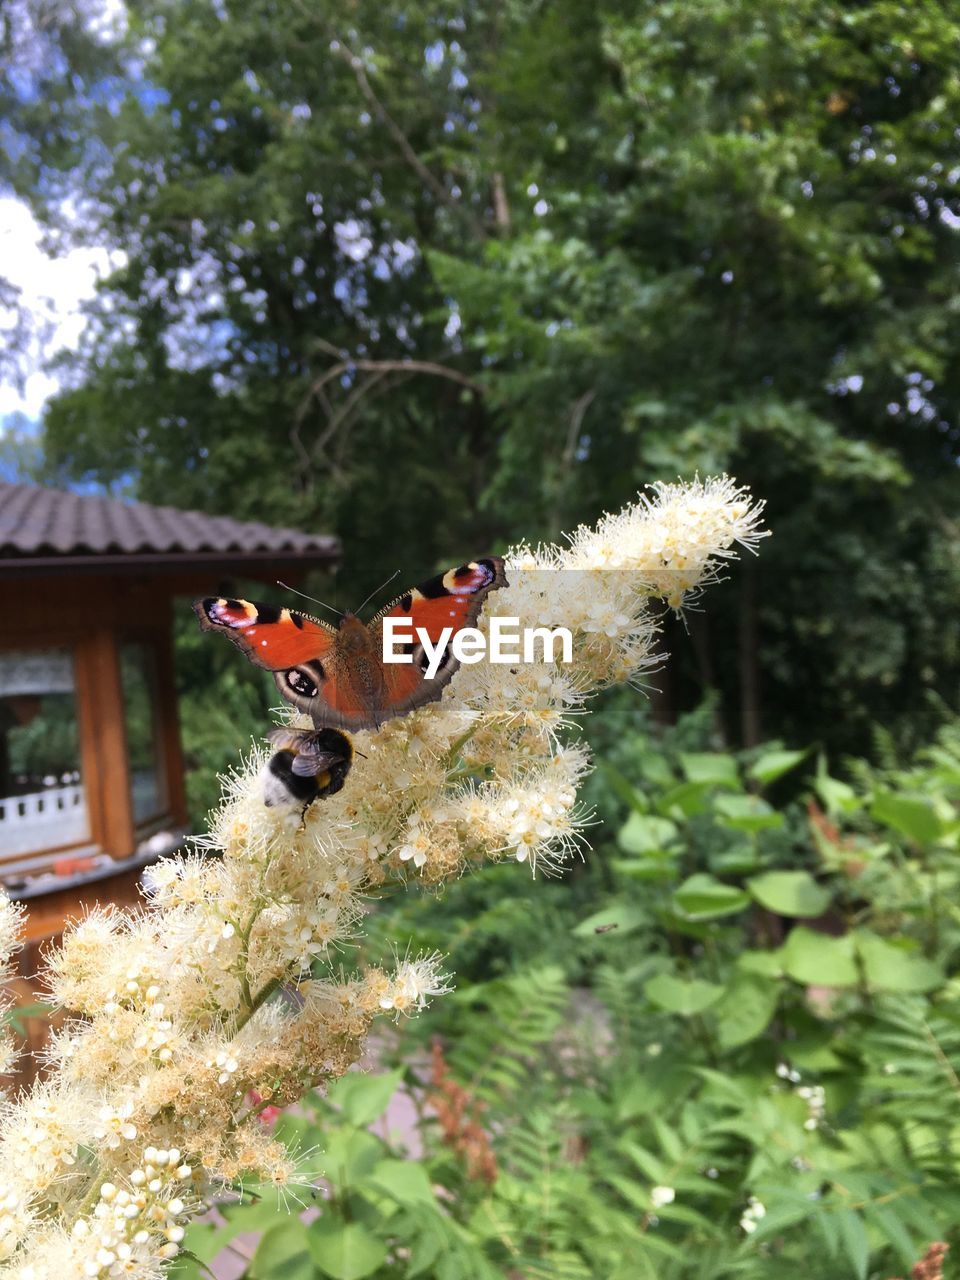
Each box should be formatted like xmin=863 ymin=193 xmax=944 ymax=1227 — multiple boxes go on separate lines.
xmin=0 ymin=571 xmax=195 ymax=864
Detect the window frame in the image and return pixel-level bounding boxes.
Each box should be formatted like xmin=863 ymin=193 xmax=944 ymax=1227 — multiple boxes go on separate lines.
xmin=0 ymin=615 xmax=184 ymax=868
xmin=0 ymin=642 xmax=92 ymax=863
xmin=118 ymin=630 xmax=173 ymax=835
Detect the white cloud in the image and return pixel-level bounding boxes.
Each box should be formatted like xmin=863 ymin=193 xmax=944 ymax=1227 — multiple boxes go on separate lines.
xmin=0 ymin=196 xmax=125 ymax=419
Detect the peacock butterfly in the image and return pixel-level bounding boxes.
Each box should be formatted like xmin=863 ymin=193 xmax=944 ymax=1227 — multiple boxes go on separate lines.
xmin=193 ymin=557 xmax=507 ymax=732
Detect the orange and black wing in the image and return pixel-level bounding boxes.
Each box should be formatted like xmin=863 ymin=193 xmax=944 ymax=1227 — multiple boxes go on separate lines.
xmin=370 ymin=557 xmax=508 ymax=719
xmin=193 ymin=597 xmax=338 ymax=719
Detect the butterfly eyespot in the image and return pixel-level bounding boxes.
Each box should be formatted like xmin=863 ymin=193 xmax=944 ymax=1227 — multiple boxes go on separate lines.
xmin=286 ymin=668 xmax=320 ymax=698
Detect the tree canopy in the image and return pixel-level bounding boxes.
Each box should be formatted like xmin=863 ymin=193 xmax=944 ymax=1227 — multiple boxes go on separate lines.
xmin=13 ymin=0 xmax=960 ymax=754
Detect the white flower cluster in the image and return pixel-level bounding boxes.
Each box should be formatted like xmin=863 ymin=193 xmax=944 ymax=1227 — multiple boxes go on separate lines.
xmin=775 ymin=1062 xmax=825 ymax=1130
xmin=0 ymin=895 xmax=23 ymax=1079
xmin=565 ymin=474 xmax=767 ymax=609
xmin=0 ymin=478 xmax=766 ymax=1275
xmin=740 ymin=1195 xmax=767 ymax=1234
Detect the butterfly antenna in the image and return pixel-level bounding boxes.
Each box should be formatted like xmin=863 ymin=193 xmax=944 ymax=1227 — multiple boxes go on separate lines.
xmin=354 ymin=569 xmax=401 ymax=616
xmin=276 ymin=581 xmax=345 ymax=618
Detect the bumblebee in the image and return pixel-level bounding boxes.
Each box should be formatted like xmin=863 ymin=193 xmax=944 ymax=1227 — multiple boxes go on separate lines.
xmin=262 ymin=727 xmax=353 ymax=814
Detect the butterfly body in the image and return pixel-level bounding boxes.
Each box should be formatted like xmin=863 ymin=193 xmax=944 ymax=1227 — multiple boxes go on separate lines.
xmin=326 ymin=613 xmax=389 ymax=719
xmin=194 ymin=557 xmax=507 ymax=732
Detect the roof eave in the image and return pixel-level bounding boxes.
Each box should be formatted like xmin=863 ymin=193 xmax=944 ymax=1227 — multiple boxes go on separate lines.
xmin=0 ymin=545 xmax=341 ymax=579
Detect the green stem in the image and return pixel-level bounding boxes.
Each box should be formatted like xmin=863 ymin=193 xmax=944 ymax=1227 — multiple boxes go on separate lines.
xmin=229 ymin=976 xmax=283 ymax=1037
xmin=73 ymin=1160 xmax=108 ymax=1221
xmin=445 ymin=725 xmax=479 ymax=771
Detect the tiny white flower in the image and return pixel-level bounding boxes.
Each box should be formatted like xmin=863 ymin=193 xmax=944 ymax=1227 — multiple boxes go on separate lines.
xmin=740 ymin=1195 xmax=766 ymax=1234
xmin=93 ymin=1102 xmax=137 ymax=1149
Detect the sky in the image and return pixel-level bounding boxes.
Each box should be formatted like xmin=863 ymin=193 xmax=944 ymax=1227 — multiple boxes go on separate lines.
xmin=0 ymin=196 xmax=121 ymax=427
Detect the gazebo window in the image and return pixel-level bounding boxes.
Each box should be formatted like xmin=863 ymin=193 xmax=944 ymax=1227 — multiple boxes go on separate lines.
xmin=120 ymin=641 xmax=167 ymax=827
xmin=0 ymin=649 xmax=89 ymax=858
xmin=0 ymin=479 xmax=337 ymax=934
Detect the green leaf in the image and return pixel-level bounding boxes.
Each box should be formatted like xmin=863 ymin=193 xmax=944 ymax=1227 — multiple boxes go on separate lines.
xmin=679 ymin=752 xmax=739 ymax=787
xmin=318 ymin=1128 xmax=383 ymax=1184
xmin=748 ymin=748 xmax=808 ymax=784
xmin=870 ymin=791 xmax=943 ymax=847
xmin=573 ymin=901 xmax=647 ymax=937
xmin=366 ymin=1158 xmax=436 ymax=1205
xmin=713 ymin=972 xmax=781 ymax=1048
xmin=835 ymin=1208 xmax=869 ymax=1280
xmin=782 ymin=927 xmax=858 ymax=987
xmin=644 ymin=973 xmax=723 ymax=1015
xmin=167 ymin=1253 xmax=207 ymax=1280
xmin=612 ymin=856 xmax=677 ymax=882
xmin=249 ymin=1220 xmax=315 ymax=1280
xmin=745 ymin=1197 xmax=817 ymax=1244
xmin=747 ymin=870 xmax=831 ymax=918
xmin=619 ymin=1139 xmax=667 ymax=1181
xmin=406 ymin=1224 xmax=444 ymax=1279
xmin=618 ymin=812 xmax=678 ymax=855
xmin=788 ymin=1033 xmax=843 ymax=1071
xmin=814 ymin=756 xmax=859 ymax=815
xmin=220 ymin=1195 xmax=304 ymax=1237
xmin=614 ymin=1066 xmax=692 ymax=1122
xmin=168 ymin=1223 xmax=224 ymax=1274
xmin=854 ymin=931 xmax=944 ymax=993
xmin=709 ymin=841 xmax=762 ymax=875
xmin=327 ymin=1069 xmax=403 ymax=1126
xmin=656 ymin=780 xmax=712 ymax=818
xmin=601 ymin=762 xmax=649 ymax=812
xmin=307 ymin=1220 xmax=388 ymax=1280
xmin=713 ymin=793 xmax=783 ymax=832
xmin=673 ymin=873 xmax=750 ymax=921
xmin=636 ymin=752 xmax=676 ymax=787
xmin=863 ymin=1201 xmax=916 ymax=1268
xmin=738 ymin=948 xmax=784 ymax=978
xmin=2 ymin=1001 xmax=53 ymax=1037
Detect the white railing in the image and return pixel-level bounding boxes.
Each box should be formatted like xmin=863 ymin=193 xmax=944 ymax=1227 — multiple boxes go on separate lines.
xmin=0 ymin=784 xmax=90 ymax=857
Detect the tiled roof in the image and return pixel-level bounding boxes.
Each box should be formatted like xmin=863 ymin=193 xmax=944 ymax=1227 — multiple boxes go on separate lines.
xmin=0 ymin=482 xmax=339 ymax=566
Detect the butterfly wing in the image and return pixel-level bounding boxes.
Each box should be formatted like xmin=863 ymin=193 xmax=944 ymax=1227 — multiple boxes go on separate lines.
xmin=193 ymin=598 xmax=339 ymax=720
xmin=193 ymin=598 xmax=337 ymax=668
xmin=369 ymin=557 xmax=507 ymax=720
xmin=195 ymin=557 xmax=506 ymax=732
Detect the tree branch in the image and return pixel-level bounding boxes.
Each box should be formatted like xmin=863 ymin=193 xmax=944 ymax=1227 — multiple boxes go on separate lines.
xmin=303 ymin=357 xmax=482 ymax=412
xmin=293 ymin=357 xmax=484 ymax=477
xmin=331 ymin=39 xmax=488 ymax=241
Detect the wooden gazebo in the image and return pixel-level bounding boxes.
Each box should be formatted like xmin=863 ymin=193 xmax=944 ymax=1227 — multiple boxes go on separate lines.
xmin=0 ymin=481 xmax=339 ymax=948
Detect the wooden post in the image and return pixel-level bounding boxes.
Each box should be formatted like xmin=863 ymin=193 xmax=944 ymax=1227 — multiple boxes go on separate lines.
xmin=155 ymin=621 xmax=188 ymax=827
xmin=75 ymin=628 xmax=135 ymax=858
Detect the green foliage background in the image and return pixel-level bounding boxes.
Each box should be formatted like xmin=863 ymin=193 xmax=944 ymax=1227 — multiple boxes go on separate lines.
xmin=6 ymin=0 xmax=960 ymax=1275
xmin=167 ymin=706 xmax=960 ymax=1279
xmin=7 ymin=0 xmax=960 ymax=757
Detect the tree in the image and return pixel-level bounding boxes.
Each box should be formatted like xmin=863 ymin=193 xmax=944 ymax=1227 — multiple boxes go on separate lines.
xmin=21 ymin=0 xmax=960 ymax=754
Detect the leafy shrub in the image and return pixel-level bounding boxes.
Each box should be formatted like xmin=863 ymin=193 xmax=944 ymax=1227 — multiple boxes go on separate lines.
xmin=175 ymin=711 xmax=960 ymax=1278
